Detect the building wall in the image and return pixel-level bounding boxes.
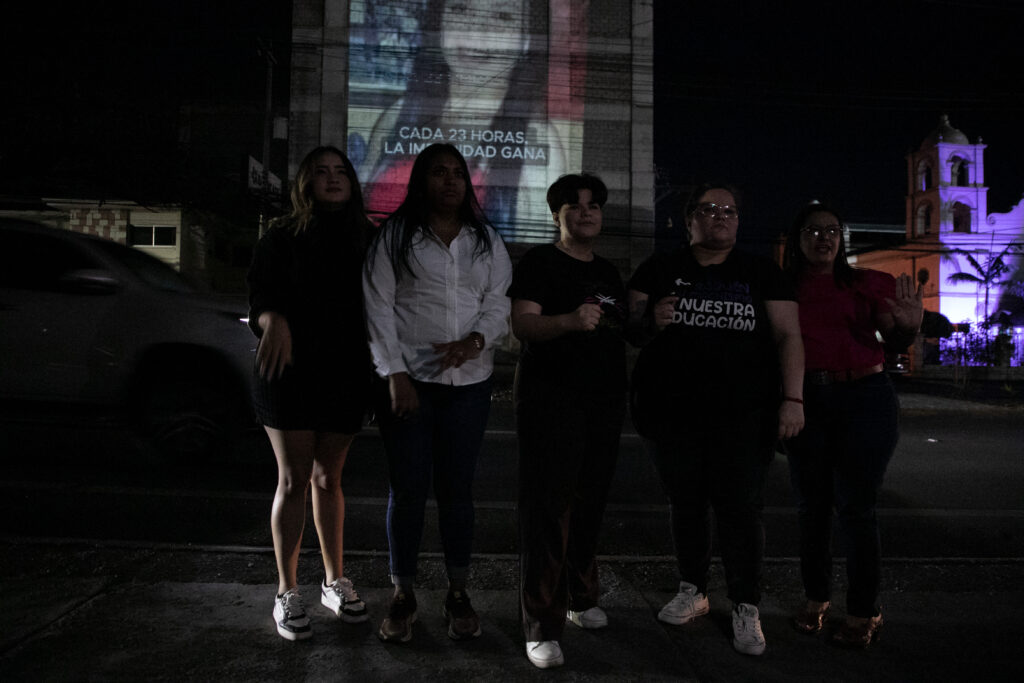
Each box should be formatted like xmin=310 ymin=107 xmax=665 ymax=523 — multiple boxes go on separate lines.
xmin=46 ymin=200 xmax=186 ymax=273
xmin=288 ymin=0 xmax=654 ymax=270
xmin=69 ymin=206 xmax=129 ymax=243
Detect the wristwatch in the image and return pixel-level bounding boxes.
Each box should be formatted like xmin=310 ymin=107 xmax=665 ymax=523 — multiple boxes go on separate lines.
xmin=468 ymin=331 xmax=485 ymax=351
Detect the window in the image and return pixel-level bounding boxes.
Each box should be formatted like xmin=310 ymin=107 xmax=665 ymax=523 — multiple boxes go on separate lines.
xmin=916 ymin=204 xmax=932 ymax=236
xmin=917 ymin=160 xmax=932 ymax=191
xmin=950 ymin=157 xmax=969 ymax=187
xmin=952 ymin=202 xmax=971 ymax=233
xmin=128 ymin=224 xmax=177 ymax=247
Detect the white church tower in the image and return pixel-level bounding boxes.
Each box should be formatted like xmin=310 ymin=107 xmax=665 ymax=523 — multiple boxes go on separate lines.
xmin=905 ymin=114 xmax=988 ymax=239
xmin=904 ymin=115 xmax=1022 ymax=327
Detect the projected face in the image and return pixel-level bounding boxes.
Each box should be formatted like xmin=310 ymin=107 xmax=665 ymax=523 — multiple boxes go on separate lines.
xmin=441 ymin=0 xmax=528 ymax=86
xmin=346 ymin=0 xmax=577 ymax=243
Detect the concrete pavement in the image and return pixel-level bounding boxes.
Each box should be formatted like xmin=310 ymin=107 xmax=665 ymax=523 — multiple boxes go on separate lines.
xmin=1 ymin=542 xmax=1021 ymax=681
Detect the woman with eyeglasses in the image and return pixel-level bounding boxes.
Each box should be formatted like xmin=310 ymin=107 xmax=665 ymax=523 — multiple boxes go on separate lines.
xmin=782 ymin=202 xmax=921 ymax=648
xmin=626 ymin=183 xmax=805 ymax=656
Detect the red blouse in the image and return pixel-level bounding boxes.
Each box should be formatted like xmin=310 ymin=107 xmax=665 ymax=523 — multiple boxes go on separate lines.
xmin=797 ymin=268 xmax=895 ymax=372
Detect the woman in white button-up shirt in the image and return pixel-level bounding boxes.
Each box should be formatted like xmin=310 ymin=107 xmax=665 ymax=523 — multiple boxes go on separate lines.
xmin=363 ymin=143 xmax=512 ymax=644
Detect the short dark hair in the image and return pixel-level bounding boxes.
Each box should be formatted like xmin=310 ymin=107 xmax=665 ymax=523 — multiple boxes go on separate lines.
xmin=683 ymin=182 xmax=741 ymax=219
xmin=546 ymin=173 xmax=608 ymax=214
xmin=783 ymin=201 xmax=854 ymax=287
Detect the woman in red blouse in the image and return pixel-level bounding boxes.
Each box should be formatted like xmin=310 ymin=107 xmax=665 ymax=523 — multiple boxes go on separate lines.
xmin=782 ymin=202 xmax=922 ymax=648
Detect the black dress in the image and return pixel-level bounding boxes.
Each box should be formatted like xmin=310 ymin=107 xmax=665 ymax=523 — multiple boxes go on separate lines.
xmin=246 ymin=209 xmax=372 ymax=433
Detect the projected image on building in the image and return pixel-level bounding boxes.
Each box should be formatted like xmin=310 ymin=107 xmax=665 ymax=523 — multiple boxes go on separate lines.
xmin=346 ymin=0 xmax=584 ymax=242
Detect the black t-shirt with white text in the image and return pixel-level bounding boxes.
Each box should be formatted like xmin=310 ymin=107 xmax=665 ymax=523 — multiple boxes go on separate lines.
xmin=628 ymin=247 xmax=794 ymax=433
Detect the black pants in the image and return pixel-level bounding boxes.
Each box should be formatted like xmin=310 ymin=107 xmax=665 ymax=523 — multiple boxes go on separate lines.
xmin=515 ymin=371 xmax=625 ymax=642
xmin=645 ymin=408 xmax=773 ymax=606
xmin=785 ymin=372 xmax=898 ymax=618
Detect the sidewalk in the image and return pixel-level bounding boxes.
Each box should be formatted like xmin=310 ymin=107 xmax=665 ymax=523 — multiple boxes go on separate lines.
xmin=1 ymin=542 xmax=1021 ymax=681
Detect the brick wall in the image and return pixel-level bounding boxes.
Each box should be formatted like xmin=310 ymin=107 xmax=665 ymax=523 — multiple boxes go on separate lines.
xmin=68 ymin=207 xmax=129 ymax=243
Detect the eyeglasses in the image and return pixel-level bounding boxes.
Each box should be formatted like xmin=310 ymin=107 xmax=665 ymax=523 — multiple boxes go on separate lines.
xmin=801 ymin=225 xmax=842 ymax=239
xmin=693 ymin=203 xmax=738 ymax=220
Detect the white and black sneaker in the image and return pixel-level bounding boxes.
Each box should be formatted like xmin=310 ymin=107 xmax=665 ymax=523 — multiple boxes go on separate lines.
xmin=274 ymin=589 xmax=311 ymax=641
xmin=321 ymin=577 xmax=369 ymax=623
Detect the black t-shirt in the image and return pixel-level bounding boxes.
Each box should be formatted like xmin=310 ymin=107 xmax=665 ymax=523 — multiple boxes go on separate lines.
xmin=628 ymin=247 xmax=794 ymax=429
xmin=507 ymin=244 xmax=627 ymax=394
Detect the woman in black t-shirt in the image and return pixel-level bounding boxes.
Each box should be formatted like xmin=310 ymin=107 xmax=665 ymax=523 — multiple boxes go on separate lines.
xmin=627 ymin=182 xmax=804 ymax=657
xmin=508 ymin=174 xmax=626 ymax=670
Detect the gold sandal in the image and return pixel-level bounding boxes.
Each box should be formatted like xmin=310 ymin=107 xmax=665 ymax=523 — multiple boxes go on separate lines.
xmin=792 ymin=600 xmax=830 ymax=635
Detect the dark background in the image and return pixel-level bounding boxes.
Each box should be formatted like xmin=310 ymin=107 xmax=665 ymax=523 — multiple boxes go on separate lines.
xmin=654 ymin=0 xmax=1024 ymax=244
xmin=3 ymin=1 xmax=1023 ymax=246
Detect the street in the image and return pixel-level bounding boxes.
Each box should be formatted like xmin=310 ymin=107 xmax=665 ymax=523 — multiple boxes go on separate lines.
xmin=1 ymin=383 xmax=1023 ymax=682
xmin=1 ymin=386 xmax=1022 ymax=560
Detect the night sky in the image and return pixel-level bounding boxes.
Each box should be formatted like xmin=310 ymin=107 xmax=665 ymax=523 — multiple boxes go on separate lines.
xmin=654 ymin=0 xmax=1024 ymax=243
xmin=4 ymin=0 xmax=1023 ymax=243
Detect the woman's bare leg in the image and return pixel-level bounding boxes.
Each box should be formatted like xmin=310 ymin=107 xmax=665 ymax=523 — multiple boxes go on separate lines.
xmin=310 ymin=432 xmax=355 ymax=583
xmin=266 ymin=427 xmax=316 ymax=595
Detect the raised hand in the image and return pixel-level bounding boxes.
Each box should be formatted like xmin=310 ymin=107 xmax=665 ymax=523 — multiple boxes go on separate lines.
xmin=885 ymin=273 xmax=924 ymax=335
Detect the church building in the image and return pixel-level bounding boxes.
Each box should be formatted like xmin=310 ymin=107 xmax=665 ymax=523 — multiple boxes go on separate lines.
xmin=852 ymin=115 xmax=1024 ymax=333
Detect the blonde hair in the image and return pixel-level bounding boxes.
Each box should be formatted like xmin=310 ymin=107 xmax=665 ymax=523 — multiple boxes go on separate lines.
xmin=282 ymin=146 xmax=373 ymax=242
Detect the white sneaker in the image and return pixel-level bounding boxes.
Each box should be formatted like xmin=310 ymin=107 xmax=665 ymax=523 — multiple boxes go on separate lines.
xmin=657 ymin=581 xmax=709 ymax=625
xmin=321 ymin=577 xmax=369 ymax=623
xmin=567 ymin=605 xmax=608 ymax=629
xmin=526 ymin=640 xmax=565 ymax=669
xmin=273 ymin=589 xmax=311 ymax=641
xmin=732 ymin=603 xmax=766 ymax=656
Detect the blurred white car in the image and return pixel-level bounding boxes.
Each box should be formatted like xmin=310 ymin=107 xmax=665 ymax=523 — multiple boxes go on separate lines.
xmin=0 ymin=218 xmax=256 ymax=460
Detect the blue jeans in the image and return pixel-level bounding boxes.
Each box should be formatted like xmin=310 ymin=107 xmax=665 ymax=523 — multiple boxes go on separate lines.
xmin=785 ymin=372 xmax=898 ymax=618
xmin=376 ymin=377 xmax=493 ymax=584
xmin=645 ymin=408 xmax=774 ymax=606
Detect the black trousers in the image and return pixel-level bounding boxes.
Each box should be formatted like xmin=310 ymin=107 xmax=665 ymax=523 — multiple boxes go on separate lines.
xmin=645 ymin=408 xmax=774 ymax=606
xmin=515 ymin=370 xmax=625 ymax=642
xmin=785 ymin=372 xmax=898 ymax=618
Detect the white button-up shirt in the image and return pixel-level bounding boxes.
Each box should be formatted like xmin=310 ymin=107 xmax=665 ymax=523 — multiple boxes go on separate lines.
xmin=363 ymin=222 xmax=512 ymax=385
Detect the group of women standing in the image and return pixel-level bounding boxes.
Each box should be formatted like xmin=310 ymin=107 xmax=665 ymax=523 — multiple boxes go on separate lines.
xmin=246 ymin=142 xmax=922 ymax=669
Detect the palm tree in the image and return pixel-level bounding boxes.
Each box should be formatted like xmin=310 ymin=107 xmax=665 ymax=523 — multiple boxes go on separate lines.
xmin=947 ymin=243 xmax=1022 ymax=329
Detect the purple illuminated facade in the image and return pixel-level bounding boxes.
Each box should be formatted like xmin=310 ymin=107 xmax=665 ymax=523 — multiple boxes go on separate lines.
xmin=852 ymin=116 xmax=1024 ymax=366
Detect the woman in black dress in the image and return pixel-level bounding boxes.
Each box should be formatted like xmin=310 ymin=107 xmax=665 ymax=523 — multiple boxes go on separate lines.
xmin=247 ymin=146 xmax=375 ymax=641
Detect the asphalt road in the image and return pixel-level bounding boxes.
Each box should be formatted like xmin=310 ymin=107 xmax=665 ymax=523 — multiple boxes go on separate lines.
xmin=1 ymin=385 xmax=1021 ymax=561
xmin=2 ymin=384 xmax=1023 ymax=682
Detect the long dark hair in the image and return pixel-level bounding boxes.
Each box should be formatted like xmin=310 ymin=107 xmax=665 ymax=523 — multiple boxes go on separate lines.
xmin=280 ymin=146 xmax=374 ymax=249
xmin=783 ymin=201 xmax=854 ymax=287
xmin=376 ymin=0 xmax=548 ymax=229
xmin=373 ymin=143 xmax=494 ymax=279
